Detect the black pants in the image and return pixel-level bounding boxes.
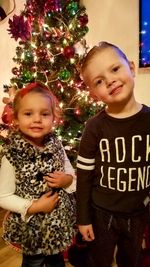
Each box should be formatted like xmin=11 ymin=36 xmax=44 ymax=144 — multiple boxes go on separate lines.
xmin=21 ymin=253 xmax=65 ymax=267
xmin=86 ymin=207 xmax=148 ymax=267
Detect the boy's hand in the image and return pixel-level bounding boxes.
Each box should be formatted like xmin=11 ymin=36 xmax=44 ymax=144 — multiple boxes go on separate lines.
xmin=78 ymin=224 xmax=95 ymax=242
xmin=27 ymin=191 xmax=59 ymax=214
xmin=44 ymin=171 xmax=73 ymax=189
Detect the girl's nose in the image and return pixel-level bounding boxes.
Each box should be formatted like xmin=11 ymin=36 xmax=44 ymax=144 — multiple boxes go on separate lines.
xmin=33 ymin=114 xmax=41 ymax=122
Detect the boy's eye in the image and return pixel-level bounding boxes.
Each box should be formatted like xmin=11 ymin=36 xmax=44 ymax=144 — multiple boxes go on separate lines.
xmin=95 ymin=79 xmax=102 ymax=86
xmin=113 ymin=66 xmax=119 ymax=72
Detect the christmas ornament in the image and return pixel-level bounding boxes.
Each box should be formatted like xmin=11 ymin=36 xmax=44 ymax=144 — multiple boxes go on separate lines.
xmin=24 ymin=51 xmax=34 ymax=62
xmin=59 ymin=69 xmax=71 ymax=82
xmin=16 ymin=46 xmax=24 ymax=57
xmin=63 ymin=46 xmax=75 ymax=58
xmin=66 ymin=2 xmax=79 ymax=16
xmin=51 ymin=27 xmax=63 ymax=38
xmin=12 ymin=67 xmax=19 ymax=76
xmin=2 ymin=87 xmax=16 ymax=105
xmin=8 ymin=15 xmax=31 ymax=41
xmin=44 ymin=0 xmax=62 ymax=13
xmin=74 ymin=41 xmax=86 ymax=56
xmin=1 ymin=104 xmax=13 ymax=125
xmin=22 ymin=70 xmax=34 ymax=82
xmin=78 ymin=26 xmax=89 ymax=38
xmin=79 ymin=14 xmax=88 ymax=27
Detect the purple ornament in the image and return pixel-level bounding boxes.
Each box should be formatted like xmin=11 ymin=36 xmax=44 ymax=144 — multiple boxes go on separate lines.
xmin=44 ymin=0 xmax=62 ymax=13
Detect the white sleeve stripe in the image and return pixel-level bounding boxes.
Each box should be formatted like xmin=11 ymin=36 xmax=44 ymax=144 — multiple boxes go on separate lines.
xmin=77 ymin=162 xmax=95 ymax=170
xmin=77 ymin=155 xmax=95 ymax=163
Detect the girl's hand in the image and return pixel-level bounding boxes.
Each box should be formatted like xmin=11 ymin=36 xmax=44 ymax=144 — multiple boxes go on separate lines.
xmin=78 ymin=224 xmax=95 ymax=242
xmin=27 ymin=191 xmax=59 ymax=215
xmin=44 ymin=171 xmax=73 ymax=189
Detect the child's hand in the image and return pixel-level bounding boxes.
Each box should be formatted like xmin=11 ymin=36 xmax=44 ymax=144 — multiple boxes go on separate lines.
xmin=44 ymin=171 xmax=73 ymax=189
xmin=78 ymin=224 xmax=95 ymax=242
xmin=27 ymin=191 xmax=59 ymax=215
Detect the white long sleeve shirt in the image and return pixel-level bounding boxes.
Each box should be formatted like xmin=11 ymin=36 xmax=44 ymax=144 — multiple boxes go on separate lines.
xmin=0 ymin=152 xmax=76 ymax=219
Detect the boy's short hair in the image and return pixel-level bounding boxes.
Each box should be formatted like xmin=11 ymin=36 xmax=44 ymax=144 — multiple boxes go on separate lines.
xmin=80 ymin=41 xmax=128 ymax=76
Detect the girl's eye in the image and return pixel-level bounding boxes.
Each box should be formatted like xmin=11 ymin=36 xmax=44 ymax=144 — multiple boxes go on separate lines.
xmin=24 ymin=112 xmax=32 ymax=116
xmin=42 ymin=113 xmax=51 ymax=116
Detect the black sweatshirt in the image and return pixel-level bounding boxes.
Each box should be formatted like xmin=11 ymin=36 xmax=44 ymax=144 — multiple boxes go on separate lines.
xmin=77 ymin=105 xmax=150 ymax=224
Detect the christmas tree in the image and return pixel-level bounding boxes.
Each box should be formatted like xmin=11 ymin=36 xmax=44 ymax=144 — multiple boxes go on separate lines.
xmin=0 ymin=0 xmax=102 ymax=164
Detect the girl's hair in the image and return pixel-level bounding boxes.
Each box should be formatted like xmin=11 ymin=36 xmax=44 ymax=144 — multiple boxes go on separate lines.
xmin=81 ymin=41 xmax=128 ymax=76
xmin=13 ymin=82 xmax=61 ymax=123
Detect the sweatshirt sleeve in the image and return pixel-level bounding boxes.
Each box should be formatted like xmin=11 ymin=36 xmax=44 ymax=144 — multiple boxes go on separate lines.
xmin=76 ymin=118 xmax=98 ymax=225
xmin=63 ymin=150 xmax=76 ymax=193
xmin=0 ymin=156 xmax=33 ymax=220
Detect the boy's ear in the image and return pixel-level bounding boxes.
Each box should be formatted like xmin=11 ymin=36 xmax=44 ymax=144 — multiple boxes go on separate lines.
xmin=129 ymin=61 xmax=135 ymax=77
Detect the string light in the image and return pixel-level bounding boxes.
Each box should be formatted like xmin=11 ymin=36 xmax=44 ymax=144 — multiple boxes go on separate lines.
xmin=1 ymin=0 xmax=103 ymax=165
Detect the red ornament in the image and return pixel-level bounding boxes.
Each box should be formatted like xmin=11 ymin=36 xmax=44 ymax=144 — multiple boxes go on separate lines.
xmin=63 ymin=46 xmax=75 ymax=58
xmin=2 ymin=104 xmax=13 ymax=125
xmin=79 ymin=14 xmax=88 ymax=26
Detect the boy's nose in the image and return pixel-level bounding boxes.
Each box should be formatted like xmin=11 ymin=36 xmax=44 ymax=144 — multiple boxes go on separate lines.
xmin=106 ymin=76 xmax=116 ymax=87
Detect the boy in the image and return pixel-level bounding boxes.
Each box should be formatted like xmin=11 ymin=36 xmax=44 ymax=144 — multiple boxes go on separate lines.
xmin=76 ymin=41 xmax=150 ymax=267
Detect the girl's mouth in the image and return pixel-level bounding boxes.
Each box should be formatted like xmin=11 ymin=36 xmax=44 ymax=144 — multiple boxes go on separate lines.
xmin=30 ymin=127 xmax=43 ymax=132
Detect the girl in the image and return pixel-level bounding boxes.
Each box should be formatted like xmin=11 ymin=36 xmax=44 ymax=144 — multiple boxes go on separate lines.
xmin=0 ymin=82 xmax=76 ymax=267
